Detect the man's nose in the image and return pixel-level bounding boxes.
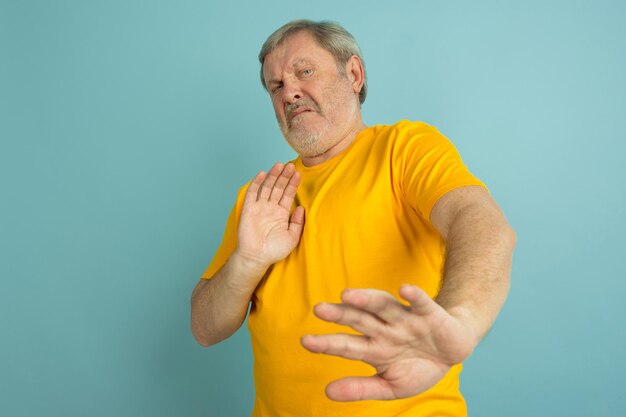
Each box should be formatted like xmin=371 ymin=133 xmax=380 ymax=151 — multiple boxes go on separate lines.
xmin=281 ymin=81 xmax=303 ymax=104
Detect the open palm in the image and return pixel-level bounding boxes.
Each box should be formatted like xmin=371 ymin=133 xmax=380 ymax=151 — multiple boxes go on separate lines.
xmin=301 ymin=285 xmax=477 ymax=401
xmin=236 ymin=162 xmax=305 ymax=268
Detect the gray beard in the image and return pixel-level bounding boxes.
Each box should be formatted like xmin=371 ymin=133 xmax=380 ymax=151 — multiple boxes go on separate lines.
xmin=278 ymin=110 xmax=328 ymax=156
xmin=283 ymin=126 xmax=323 ymax=156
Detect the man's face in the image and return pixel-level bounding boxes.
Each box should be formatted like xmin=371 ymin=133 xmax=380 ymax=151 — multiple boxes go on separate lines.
xmin=262 ymin=31 xmax=361 ymax=158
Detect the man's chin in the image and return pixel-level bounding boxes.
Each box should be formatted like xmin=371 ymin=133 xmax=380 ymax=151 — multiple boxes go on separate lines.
xmin=284 ymin=131 xmax=324 ymax=156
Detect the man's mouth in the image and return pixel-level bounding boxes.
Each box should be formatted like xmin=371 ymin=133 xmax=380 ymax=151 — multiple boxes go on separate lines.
xmin=290 ymin=107 xmax=312 ymax=119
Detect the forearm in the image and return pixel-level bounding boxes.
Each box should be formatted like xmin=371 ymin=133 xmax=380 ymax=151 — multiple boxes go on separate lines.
xmin=191 ymin=163 xmax=304 ymax=347
xmin=435 ymin=202 xmax=516 ymax=345
xmin=190 ymin=252 xmax=268 ymax=347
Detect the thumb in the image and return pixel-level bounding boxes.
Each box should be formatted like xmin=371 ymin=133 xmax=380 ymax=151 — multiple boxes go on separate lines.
xmin=288 ymin=206 xmax=305 ymax=238
xmin=325 ymin=375 xmax=395 ymax=401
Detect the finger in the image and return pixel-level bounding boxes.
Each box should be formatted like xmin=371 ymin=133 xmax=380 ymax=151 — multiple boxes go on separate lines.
xmin=301 ymin=333 xmax=370 ymax=361
xmin=245 ymin=171 xmax=266 ymax=204
xmin=258 ymin=163 xmax=284 ymax=200
xmin=313 ymin=302 xmax=385 ymax=337
xmin=340 ymin=289 xmax=409 ymax=324
xmin=268 ymin=163 xmax=295 ymax=203
xmin=325 ymin=375 xmax=395 ymax=402
xmin=288 ymin=206 xmax=305 ymax=238
xmin=399 ymin=285 xmax=439 ymax=315
xmin=278 ymin=170 xmax=301 ymax=210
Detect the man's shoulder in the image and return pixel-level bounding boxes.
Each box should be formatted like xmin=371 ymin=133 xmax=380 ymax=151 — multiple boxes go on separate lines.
xmin=369 ymin=120 xmax=438 ymax=136
xmin=387 ymin=119 xmax=437 ymax=134
xmin=369 ymin=120 xmax=442 ymax=144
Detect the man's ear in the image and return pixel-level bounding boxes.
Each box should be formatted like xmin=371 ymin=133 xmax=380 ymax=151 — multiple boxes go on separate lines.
xmin=345 ymin=55 xmax=365 ymax=95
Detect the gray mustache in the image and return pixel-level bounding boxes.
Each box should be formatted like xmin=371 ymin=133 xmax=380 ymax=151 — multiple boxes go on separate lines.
xmin=286 ymin=100 xmax=320 ymax=118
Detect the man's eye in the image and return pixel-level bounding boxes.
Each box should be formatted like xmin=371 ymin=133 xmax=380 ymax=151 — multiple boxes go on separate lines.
xmin=271 ymin=85 xmax=283 ymax=94
xmin=301 ymin=69 xmax=313 ymax=77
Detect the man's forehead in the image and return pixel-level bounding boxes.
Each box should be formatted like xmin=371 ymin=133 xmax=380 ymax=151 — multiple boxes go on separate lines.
xmin=263 ymin=33 xmax=334 ymax=80
xmin=270 ymin=57 xmax=313 ymax=71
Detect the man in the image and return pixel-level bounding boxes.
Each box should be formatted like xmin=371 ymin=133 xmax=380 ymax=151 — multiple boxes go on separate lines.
xmin=191 ymin=19 xmax=516 ymax=417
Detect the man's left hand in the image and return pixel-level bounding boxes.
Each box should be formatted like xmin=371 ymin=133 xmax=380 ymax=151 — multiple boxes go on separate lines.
xmin=300 ymin=285 xmax=478 ymax=402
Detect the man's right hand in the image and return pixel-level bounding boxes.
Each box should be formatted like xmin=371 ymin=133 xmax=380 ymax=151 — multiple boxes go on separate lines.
xmin=191 ymin=162 xmax=304 ymax=347
xmin=234 ymin=162 xmax=305 ymax=275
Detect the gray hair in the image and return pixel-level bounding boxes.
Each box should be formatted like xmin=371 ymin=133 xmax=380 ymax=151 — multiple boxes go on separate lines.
xmin=258 ymin=19 xmax=367 ymax=104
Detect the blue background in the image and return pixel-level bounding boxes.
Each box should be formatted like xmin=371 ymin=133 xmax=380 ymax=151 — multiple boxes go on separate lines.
xmin=1 ymin=1 xmax=625 ymax=416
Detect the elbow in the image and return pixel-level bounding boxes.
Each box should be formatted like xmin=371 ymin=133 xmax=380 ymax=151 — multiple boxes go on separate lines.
xmin=190 ymin=306 xmax=224 ymax=348
xmin=489 ymin=208 xmax=516 ymax=252
xmin=191 ymin=322 xmax=219 ymax=348
xmin=191 ymin=306 xmax=232 ymax=347
xmin=190 ymin=319 xmax=210 ymax=347
xmin=503 ymin=223 xmax=517 ymax=250
xmin=190 ymin=305 xmax=219 ymax=348
xmin=190 ymin=281 xmax=221 ymax=348
xmin=195 ymin=336 xmax=216 ymax=349
xmin=500 ymin=223 xmax=517 ymax=293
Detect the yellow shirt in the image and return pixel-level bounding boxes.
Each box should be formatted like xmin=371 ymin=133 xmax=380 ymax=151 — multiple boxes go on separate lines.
xmin=202 ymin=120 xmax=486 ymax=417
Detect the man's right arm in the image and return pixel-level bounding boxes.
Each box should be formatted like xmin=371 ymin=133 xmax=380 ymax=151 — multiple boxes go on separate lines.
xmin=190 ymin=162 xmax=304 ymax=347
xmin=190 ymin=251 xmax=269 ymax=347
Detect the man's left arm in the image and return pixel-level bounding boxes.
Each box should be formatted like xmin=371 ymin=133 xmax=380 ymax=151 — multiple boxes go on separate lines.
xmin=301 ymin=185 xmax=516 ymax=401
xmin=430 ymin=185 xmax=516 ymax=344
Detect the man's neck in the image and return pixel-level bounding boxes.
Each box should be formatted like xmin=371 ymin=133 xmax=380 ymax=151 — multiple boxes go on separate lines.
xmin=301 ymin=121 xmax=368 ymax=167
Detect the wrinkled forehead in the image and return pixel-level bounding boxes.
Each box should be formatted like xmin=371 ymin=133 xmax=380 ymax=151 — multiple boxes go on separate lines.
xmin=262 ymin=31 xmax=337 ymax=83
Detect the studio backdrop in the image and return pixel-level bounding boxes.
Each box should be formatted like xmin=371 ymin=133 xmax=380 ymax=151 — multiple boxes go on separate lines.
xmin=1 ymin=1 xmax=624 ymax=416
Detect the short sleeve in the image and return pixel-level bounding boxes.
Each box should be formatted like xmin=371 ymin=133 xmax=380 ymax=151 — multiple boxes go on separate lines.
xmin=200 ymin=185 xmax=248 ymax=280
xmin=392 ymin=122 xmax=487 ymax=220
